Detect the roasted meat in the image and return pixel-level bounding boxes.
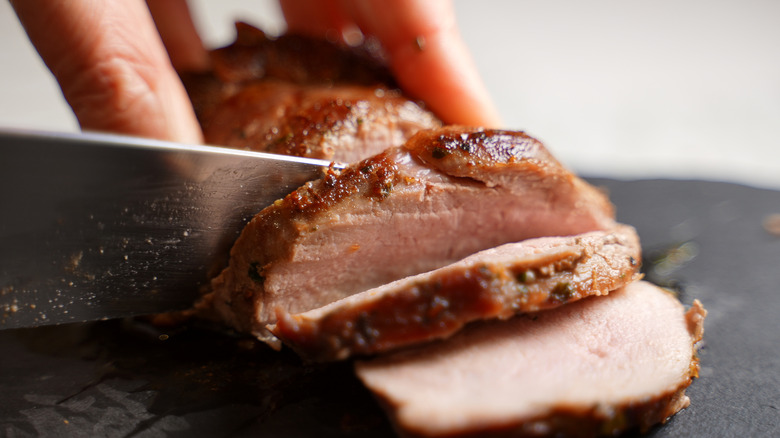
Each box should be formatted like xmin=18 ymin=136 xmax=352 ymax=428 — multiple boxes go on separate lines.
xmin=201 ymin=127 xmax=616 ymax=343
xmin=270 ymin=225 xmax=641 ymax=361
xmin=208 ymin=22 xmax=395 ymax=86
xmin=194 ymin=81 xmax=439 ymax=162
xmin=356 ymin=281 xmax=707 ymax=438
xmin=183 ymin=23 xmax=440 ymax=162
xmin=179 ymin=24 xmax=704 ymax=438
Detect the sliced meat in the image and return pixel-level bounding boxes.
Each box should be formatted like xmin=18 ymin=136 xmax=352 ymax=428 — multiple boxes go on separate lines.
xmin=270 ymin=225 xmax=641 ymax=361
xmin=356 ymin=281 xmax=707 ymax=438
xmin=182 ymin=22 xmax=439 ymax=162
xmin=183 ymin=22 xmax=395 ymax=118
xmin=208 ymin=22 xmax=395 ymax=87
xmin=202 ymin=127 xmax=616 ymax=343
xmin=196 ymin=80 xmax=440 ymax=162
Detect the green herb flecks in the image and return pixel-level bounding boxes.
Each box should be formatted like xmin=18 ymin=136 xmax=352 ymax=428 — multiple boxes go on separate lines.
xmin=550 ymin=282 xmax=574 ymax=303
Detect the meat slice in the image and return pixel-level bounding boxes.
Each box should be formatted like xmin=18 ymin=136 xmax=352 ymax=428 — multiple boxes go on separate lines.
xmin=195 ymin=80 xmax=439 ymax=162
xmin=183 ymin=22 xmax=440 ymax=162
xmin=184 ymin=22 xmax=396 ymax=118
xmin=270 ymin=225 xmax=641 ymax=361
xmin=208 ymin=22 xmax=396 ymax=87
xmin=356 ymin=281 xmax=707 ymax=438
xmin=202 ymin=127 xmax=616 ymax=343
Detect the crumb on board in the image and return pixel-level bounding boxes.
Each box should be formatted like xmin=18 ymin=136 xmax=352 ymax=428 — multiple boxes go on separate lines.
xmin=763 ymin=214 xmax=780 ymax=237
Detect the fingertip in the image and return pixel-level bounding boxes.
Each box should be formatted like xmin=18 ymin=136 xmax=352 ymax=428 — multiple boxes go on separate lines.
xmin=146 ymin=0 xmax=210 ymax=72
xmin=391 ymin=35 xmax=503 ymax=128
xmin=280 ymin=0 xmax=352 ymax=40
xmin=345 ymin=0 xmax=502 ymax=127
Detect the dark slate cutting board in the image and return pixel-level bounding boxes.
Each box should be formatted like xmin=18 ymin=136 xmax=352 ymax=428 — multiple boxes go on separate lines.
xmin=1 ymin=178 xmax=779 ymax=438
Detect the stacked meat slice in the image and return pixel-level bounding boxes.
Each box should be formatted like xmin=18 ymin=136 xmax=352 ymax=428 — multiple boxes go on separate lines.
xmin=270 ymin=225 xmax=641 ymax=361
xmin=200 ymin=127 xmax=618 ymax=344
xmin=189 ymin=27 xmax=706 ymax=438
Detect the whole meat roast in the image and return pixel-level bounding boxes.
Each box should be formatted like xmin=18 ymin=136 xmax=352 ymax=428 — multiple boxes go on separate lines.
xmin=178 ymin=23 xmax=707 ymax=437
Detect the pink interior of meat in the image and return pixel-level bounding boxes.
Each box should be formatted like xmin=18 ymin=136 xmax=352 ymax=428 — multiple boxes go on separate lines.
xmin=356 ymin=281 xmax=701 ymax=436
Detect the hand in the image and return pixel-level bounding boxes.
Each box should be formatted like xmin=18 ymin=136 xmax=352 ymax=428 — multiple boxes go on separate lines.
xmin=11 ymin=0 xmax=501 ymax=144
xmin=279 ymin=0 xmax=502 ymax=128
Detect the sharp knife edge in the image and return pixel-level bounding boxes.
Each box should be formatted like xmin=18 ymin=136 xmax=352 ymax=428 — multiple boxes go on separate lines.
xmin=0 ymin=128 xmax=341 ymax=329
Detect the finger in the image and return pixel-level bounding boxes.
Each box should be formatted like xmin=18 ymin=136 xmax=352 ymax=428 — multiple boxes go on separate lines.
xmin=279 ymin=0 xmax=353 ymax=41
xmin=11 ymin=0 xmax=202 ymax=143
xmin=346 ymin=0 xmax=501 ymax=127
xmin=146 ymin=0 xmax=209 ymax=72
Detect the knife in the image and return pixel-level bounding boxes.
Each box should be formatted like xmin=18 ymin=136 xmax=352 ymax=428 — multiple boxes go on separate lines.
xmin=0 ymin=128 xmax=339 ymax=329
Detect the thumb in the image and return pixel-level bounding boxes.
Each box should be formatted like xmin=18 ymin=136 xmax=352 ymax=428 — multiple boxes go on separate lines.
xmin=11 ymin=0 xmax=202 ymax=144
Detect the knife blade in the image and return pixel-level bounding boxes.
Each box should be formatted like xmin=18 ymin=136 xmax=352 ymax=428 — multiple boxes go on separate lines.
xmin=0 ymin=129 xmax=339 ymax=329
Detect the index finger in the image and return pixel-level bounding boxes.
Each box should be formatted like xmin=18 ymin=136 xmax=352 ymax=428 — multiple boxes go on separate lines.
xmin=282 ymin=0 xmax=501 ymax=127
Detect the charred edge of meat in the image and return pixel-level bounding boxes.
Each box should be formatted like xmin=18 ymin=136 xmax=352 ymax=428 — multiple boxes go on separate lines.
xmin=198 ymin=152 xmax=404 ymax=336
xmin=194 ymin=82 xmax=438 ymax=161
xmin=206 ymin=85 xmax=360 ymax=158
xmin=209 ymin=22 xmax=396 ymax=87
xmin=283 ymin=151 xmax=402 ymax=215
xmin=181 ymin=21 xmax=401 ymax=134
xmin=260 ymin=98 xmax=358 ymax=158
xmin=406 ymin=127 xmax=564 ymax=179
xmin=372 ymin=380 xmax=695 ymax=438
xmin=270 ymin=229 xmax=642 ymax=362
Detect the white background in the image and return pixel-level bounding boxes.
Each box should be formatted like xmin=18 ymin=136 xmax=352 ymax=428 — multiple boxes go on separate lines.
xmin=2 ymin=0 xmax=778 ymax=189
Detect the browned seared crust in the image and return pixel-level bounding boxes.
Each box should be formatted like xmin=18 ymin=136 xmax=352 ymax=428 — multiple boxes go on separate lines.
xmin=196 ymin=81 xmax=439 ymax=162
xmin=405 ymin=127 xmax=615 ymax=221
xmin=407 ymin=127 xmax=563 ymax=179
xmin=269 ymin=225 xmax=642 ymax=361
xmin=182 ymin=22 xmax=439 ymax=162
xmin=209 ymin=22 xmax=395 ymax=87
xmin=201 ymin=128 xmax=616 ymax=343
xmin=355 ymin=283 xmax=707 ymax=437
xmin=183 ymin=22 xmax=395 ymax=118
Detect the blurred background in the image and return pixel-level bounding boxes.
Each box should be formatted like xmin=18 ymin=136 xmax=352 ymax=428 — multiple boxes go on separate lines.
xmin=2 ymin=0 xmax=778 ymax=189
